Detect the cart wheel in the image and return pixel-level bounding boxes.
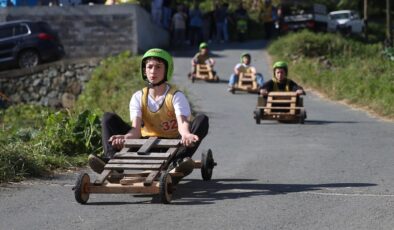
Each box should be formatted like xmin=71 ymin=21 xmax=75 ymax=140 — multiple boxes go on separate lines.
xmin=254 ymin=109 xmax=261 ymax=124
xmin=159 ymin=171 xmax=173 ymax=204
xmin=230 ymin=88 xmax=235 ymax=94
xmin=215 ymin=76 xmax=220 ymax=82
xmin=299 ymin=108 xmax=306 ymax=124
xmin=201 ymin=149 xmax=215 ymax=181
xmin=74 ymin=173 xmax=90 ymax=204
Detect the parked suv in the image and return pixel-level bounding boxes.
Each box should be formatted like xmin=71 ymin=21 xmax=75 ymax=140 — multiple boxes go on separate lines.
xmin=0 ymin=20 xmax=65 ymax=70
xmin=327 ymin=10 xmax=365 ymax=35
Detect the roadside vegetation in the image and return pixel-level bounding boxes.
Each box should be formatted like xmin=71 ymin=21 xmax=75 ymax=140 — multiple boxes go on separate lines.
xmin=268 ymin=30 xmax=394 ymax=119
xmin=0 ymin=51 xmax=144 ymax=182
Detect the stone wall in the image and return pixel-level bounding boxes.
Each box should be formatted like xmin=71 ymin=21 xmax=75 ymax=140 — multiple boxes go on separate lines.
xmin=0 ymin=59 xmax=100 ymax=108
xmin=0 ymin=4 xmax=170 ymax=58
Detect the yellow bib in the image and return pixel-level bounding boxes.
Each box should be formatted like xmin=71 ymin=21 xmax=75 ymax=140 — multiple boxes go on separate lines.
xmin=273 ymin=79 xmax=290 ymax=92
xmin=141 ymin=86 xmax=180 ymax=138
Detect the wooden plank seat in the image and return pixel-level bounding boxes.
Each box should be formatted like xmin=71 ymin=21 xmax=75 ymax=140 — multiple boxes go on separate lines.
xmin=93 ymin=138 xmax=180 ymax=186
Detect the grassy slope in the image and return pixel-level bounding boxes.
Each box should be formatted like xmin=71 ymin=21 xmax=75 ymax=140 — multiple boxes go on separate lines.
xmin=268 ymin=30 xmax=394 ymax=119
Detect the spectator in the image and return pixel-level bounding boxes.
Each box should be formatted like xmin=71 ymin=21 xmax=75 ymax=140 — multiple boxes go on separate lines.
xmin=234 ymin=3 xmax=249 ymax=41
xmin=161 ymin=0 xmax=172 ymax=29
xmin=151 ymin=0 xmax=163 ymax=26
xmin=171 ymin=4 xmax=187 ymax=47
xmin=261 ymin=0 xmax=274 ymax=39
xmin=189 ymin=3 xmax=203 ymax=46
xmin=214 ymin=3 xmax=229 ymax=43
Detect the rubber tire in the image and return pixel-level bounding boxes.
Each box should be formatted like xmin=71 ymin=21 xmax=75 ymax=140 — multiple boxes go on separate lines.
xmin=18 ymin=50 xmax=39 ymax=69
xmin=254 ymin=109 xmax=261 ymax=124
xmin=201 ymin=149 xmax=214 ymax=181
xmin=159 ymin=171 xmax=173 ymax=204
xmin=191 ymin=76 xmax=195 ymax=83
xmin=74 ymin=173 xmax=90 ymax=204
xmin=299 ymin=109 xmax=305 ymax=124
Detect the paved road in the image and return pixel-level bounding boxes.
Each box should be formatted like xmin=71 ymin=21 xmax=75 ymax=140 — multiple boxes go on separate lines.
xmin=1 ymin=41 xmax=394 ymax=230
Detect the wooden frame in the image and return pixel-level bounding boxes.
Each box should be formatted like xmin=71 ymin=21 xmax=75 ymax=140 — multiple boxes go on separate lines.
xmin=231 ymin=72 xmax=259 ymax=93
xmin=74 ymin=137 xmax=215 ymax=204
xmin=254 ymin=92 xmax=306 ymax=124
xmin=192 ymin=64 xmax=219 ymax=82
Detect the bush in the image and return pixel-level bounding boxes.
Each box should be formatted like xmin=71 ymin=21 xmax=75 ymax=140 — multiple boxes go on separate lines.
xmin=0 ymin=52 xmax=146 ymax=182
xmin=268 ymin=30 xmax=394 ymax=118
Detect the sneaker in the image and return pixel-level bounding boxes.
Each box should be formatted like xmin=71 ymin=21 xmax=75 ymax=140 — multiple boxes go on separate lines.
xmin=175 ymin=157 xmax=195 ymax=177
xmin=88 ymin=154 xmax=106 ymax=174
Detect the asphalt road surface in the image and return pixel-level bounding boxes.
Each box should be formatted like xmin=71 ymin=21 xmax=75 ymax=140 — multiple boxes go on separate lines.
xmin=1 ymin=40 xmax=394 ymax=230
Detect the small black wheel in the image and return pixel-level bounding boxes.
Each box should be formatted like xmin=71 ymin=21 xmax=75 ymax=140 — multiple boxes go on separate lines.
xmin=191 ymin=76 xmax=195 ymax=83
xmin=201 ymin=149 xmax=215 ymax=181
xmin=159 ymin=171 xmax=173 ymax=204
xmin=299 ymin=108 xmax=306 ymax=124
xmin=215 ymin=76 xmax=220 ymax=82
xmin=74 ymin=173 xmax=90 ymax=204
xmin=254 ymin=109 xmax=261 ymax=124
xmin=230 ymin=88 xmax=235 ymax=94
xmin=18 ymin=49 xmax=39 ymax=68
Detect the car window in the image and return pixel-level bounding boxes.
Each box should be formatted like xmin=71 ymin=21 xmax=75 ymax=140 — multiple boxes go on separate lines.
xmin=13 ymin=24 xmax=29 ymax=36
xmin=0 ymin=26 xmax=13 ymax=39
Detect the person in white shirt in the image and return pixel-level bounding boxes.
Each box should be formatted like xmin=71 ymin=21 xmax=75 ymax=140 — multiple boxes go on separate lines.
xmin=88 ymin=48 xmax=209 ymax=177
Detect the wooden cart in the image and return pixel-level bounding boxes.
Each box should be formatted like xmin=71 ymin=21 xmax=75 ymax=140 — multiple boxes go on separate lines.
xmin=229 ymin=72 xmax=259 ymax=94
xmin=190 ymin=64 xmax=219 ymax=83
xmin=73 ymin=137 xmax=216 ymax=204
xmin=253 ymin=92 xmax=306 ymax=124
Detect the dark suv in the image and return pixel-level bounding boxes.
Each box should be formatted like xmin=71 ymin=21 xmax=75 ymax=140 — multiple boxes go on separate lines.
xmin=0 ymin=20 xmax=65 ymax=70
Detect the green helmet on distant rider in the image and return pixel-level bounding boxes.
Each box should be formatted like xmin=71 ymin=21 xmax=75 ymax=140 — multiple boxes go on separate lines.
xmin=273 ymin=61 xmax=288 ymax=75
xmin=199 ymin=42 xmax=208 ymax=50
xmin=141 ymin=48 xmax=174 ymax=86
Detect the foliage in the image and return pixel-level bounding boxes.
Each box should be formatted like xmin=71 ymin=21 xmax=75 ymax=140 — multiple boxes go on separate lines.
xmin=76 ymin=51 xmax=145 ymax=120
xmin=268 ymin=30 xmax=394 ymax=118
xmin=0 ymin=52 xmax=145 ymax=182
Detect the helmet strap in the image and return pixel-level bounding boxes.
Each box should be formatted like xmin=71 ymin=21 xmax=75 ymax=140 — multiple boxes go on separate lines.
xmin=146 ymin=78 xmax=167 ymax=88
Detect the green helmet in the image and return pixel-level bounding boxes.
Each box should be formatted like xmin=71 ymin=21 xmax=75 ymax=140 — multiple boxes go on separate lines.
xmin=199 ymin=42 xmax=208 ymax=50
xmin=240 ymin=52 xmax=251 ymax=62
xmin=273 ymin=61 xmax=288 ymax=75
xmin=141 ymin=48 xmax=174 ymax=82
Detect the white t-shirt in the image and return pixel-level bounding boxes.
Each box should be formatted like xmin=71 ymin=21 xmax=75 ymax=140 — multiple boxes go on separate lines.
xmin=129 ymin=85 xmax=191 ymax=121
xmin=235 ymin=63 xmax=256 ymax=73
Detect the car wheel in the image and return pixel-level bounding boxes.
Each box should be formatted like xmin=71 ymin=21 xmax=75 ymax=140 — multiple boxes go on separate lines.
xmin=18 ymin=50 xmax=40 ymax=68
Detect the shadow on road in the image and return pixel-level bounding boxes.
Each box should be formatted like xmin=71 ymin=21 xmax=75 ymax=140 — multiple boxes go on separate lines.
xmin=304 ymin=120 xmax=359 ymax=125
xmin=171 ymin=179 xmax=376 ymax=205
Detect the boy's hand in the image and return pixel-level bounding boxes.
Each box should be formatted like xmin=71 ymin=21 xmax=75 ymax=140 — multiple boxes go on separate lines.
xmin=109 ymin=135 xmax=126 ymax=150
xmin=260 ymin=89 xmax=268 ymax=96
xmin=181 ymin=133 xmax=199 ymax=147
xmin=296 ymin=89 xmax=304 ymax=95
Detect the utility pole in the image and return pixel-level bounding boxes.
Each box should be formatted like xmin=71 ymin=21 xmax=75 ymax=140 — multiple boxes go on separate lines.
xmin=364 ymin=0 xmax=368 ymax=40
xmin=387 ymin=0 xmax=392 ymax=46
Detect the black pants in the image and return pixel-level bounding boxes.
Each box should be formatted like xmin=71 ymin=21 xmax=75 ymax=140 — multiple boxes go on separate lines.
xmin=101 ymin=112 xmax=209 ymax=161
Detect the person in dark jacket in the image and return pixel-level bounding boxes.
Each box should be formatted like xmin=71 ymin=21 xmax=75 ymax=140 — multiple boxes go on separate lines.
xmin=259 ymin=61 xmax=305 ymax=96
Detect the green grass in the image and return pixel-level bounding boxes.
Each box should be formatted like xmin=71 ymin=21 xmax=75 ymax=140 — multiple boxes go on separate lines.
xmin=268 ymin=30 xmax=394 ymax=119
xmin=0 ymin=51 xmax=146 ymax=182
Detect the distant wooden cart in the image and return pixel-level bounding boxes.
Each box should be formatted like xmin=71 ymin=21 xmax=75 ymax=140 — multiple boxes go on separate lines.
xmin=253 ymin=92 xmax=306 ymax=124
xmin=190 ymin=64 xmax=219 ymax=83
xmin=229 ymin=72 xmax=259 ymax=94
xmin=73 ymin=137 xmax=216 ymax=204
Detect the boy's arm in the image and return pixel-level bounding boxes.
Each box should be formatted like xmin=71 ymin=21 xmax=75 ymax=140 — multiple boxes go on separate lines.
xmin=109 ymin=116 xmax=142 ymax=150
xmin=176 ymin=115 xmax=198 ymax=147
xmin=290 ymin=80 xmax=306 ymax=95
